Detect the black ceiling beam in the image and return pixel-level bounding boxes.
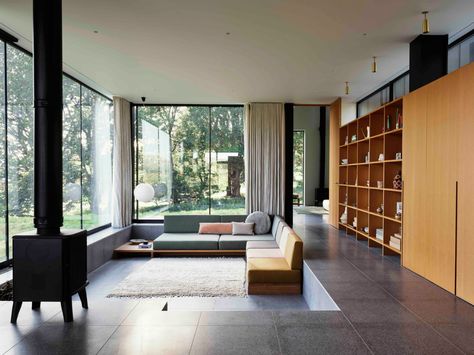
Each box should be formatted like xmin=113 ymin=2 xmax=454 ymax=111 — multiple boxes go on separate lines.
xmin=0 ymin=28 xmax=18 ymax=43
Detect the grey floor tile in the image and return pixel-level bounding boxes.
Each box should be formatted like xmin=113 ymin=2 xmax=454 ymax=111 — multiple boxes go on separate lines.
xmin=402 ymin=299 xmax=474 ymax=325
xmin=276 ymin=324 xmax=371 ymax=355
xmin=273 ymin=310 xmax=348 ymax=326
xmin=199 ymin=311 xmax=274 ymax=326
xmin=323 ymin=280 xmax=391 ymax=301
xmin=0 ymin=302 xmax=61 ymax=327
xmin=46 ymin=299 xmax=139 ymax=326
xmin=122 ymin=303 xmax=200 ymax=326
xmin=380 ymin=280 xmax=457 ymax=302
xmin=98 ymin=325 xmax=196 ymax=355
xmin=6 ymin=324 xmax=117 ymax=355
xmin=337 ymin=298 xmax=420 ymax=324
xmin=433 ymin=322 xmax=474 ymax=354
xmin=190 ymin=325 xmax=280 ymax=355
xmin=314 ymin=269 xmax=370 ymax=283
xmin=355 ymin=322 xmax=463 ymax=355
xmin=0 ymin=325 xmax=34 ymax=354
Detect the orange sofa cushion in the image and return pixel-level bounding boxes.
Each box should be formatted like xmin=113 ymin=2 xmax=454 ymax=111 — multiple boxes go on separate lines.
xmin=198 ymin=222 xmax=232 ymax=235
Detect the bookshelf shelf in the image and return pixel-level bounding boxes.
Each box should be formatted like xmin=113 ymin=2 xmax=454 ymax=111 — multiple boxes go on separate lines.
xmin=338 ymin=97 xmax=403 ymax=259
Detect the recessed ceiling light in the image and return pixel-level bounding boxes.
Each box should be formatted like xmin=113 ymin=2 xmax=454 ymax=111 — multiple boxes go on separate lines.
xmin=363 ymin=33 xmax=367 ymax=36
xmin=93 ymin=30 xmax=99 ymax=34
xmin=226 ymin=32 xmax=231 ymax=35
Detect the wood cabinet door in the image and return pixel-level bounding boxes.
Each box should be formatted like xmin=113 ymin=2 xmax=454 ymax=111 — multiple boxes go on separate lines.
xmin=423 ymin=72 xmax=460 ymax=293
xmin=329 ymin=98 xmax=341 ymax=228
xmin=456 ymin=63 xmax=474 ymax=303
xmin=402 ymin=89 xmax=428 ymax=275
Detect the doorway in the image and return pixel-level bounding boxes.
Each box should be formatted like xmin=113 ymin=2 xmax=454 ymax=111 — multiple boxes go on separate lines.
xmin=293 ymin=130 xmax=305 ymax=206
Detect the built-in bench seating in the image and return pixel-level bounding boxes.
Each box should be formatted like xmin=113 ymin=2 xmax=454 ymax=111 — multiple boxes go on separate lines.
xmin=152 ymin=214 xmax=303 ymax=294
xmin=246 ymin=218 xmax=303 ymax=294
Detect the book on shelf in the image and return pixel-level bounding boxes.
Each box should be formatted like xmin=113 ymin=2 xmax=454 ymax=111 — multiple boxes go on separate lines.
xmin=138 ymin=242 xmax=152 ymax=249
xmin=389 ymin=240 xmax=401 ymax=250
xmin=390 ymin=236 xmax=401 ymax=244
xmin=393 ymin=233 xmax=402 ymax=240
xmin=375 ymin=229 xmax=384 ymax=240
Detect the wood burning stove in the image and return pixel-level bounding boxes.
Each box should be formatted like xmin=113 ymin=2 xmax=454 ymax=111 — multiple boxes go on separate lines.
xmin=11 ymin=0 xmax=88 ymax=323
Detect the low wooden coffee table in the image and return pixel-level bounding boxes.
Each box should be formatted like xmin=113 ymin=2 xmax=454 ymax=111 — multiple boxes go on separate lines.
xmin=113 ymin=241 xmax=154 ymax=258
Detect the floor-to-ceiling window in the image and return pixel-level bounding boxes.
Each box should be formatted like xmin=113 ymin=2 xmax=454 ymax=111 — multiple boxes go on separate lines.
xmin=0 ymin=40 xmax=113 ymax=267
xmin=134 ymin=105 xmax=245 ymax=219
xmin=293 ymin=130 xmax=305 ymax=205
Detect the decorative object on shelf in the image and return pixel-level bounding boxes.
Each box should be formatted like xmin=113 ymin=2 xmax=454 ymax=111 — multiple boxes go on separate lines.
xmin=376 ymin=204 xmax=384 ymax=214
xmin=366 ymin=179 xmax=370 ymax=187
xmin=377 ymin=180 xmax=383 ymax=188
xmin=129 ymin=239 xmax=148 ymax=245
xmin=344 ymin=193 xmax=348 ymax=205
xmin=340 ymin=207 xmax=348 ymax=224
xmin=421 ymin=11 xmax=430 ymax=34
xmin=351 ymin=134 xmax=357 ymax=142
xmin=386 ymin=114 xmax=391 ymax=130
xmin=341 ymin=158 xmax=348 ymax=165
xmin=393 ymin=171 xmax=402 ymax=189
xmin=396 ymin=202 xmax=403 ymax=215
xmin=375 ymin=228 xmax=384 ymax=241
xmin=352 ymin=217 xmax=357 ymax=228
xmin=344 ymin=136 xmax=348 ymax=145
xmin=396 ymin=108 xmax=403 ymax=128
xmin=378 ymin=153 xmax=384 ymax=161
xmin=395 ymin=152 xmax=402 ymax=160
xmin=354 ymin=177 xmax=358 ymax=185
xmin=395 ymin=212 xmax=402 ymax=220
xmin=367 ymin=126 xmax=370 ymax=137
xmin=362 ymin=226 xmax=369 ymax=234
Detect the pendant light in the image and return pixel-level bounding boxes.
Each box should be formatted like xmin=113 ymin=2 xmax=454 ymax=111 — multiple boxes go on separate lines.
xmin=422 ymin=11 xmax=430 ymax=34
xmin=345 ymin=82 xmax=350 ymax=95
xmin=372 ymin=56 xmax=377 ymax=73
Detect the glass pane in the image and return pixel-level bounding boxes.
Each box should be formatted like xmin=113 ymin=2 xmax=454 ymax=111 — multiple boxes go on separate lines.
xmin=448 ymin=45 xmax=460 ymax=73
xmin=6 ymin=45 xmax=34 ymax=251
xmin=136 ymin=106 xmax=210 ymax=218
xmin=293 ymin=131 xmax=304 ymax=204
xmin=81 ymin=88 xmax=113 ymax=230
xmin=0 ymin=42 xmax=5 ymax=262
xmin=63 ymin=77 xmax=82 ymax=228
xmin=210 ymin=106 xmax=245 ymax=215
xmin=393 ymin=73 xmax=409 ymax=99
xmin=460 ymin=36 xmax=474 ymax=68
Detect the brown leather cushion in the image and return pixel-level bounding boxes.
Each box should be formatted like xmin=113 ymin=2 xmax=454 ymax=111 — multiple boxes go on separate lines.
xmin=247 ymin=258 xmax=301 ymax=283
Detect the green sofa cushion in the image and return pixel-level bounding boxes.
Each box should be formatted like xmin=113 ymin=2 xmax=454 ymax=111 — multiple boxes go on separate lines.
xmin=218 ymin=234 xmax=274 ymax=250
xmin=163 ymin=215 xmax=221 ymax=233
xmin=153 ymin=233 xmax=219 ymax=250
xmin=220 ymin=215 xmax=247 ymax=223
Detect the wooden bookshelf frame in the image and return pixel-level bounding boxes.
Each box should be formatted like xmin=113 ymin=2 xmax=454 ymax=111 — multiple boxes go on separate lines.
xmin=338 ymin=98 xmax=403 ymax=257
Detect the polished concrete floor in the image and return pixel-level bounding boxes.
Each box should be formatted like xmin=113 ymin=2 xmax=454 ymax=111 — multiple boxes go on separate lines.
xmin=1 ymin=213 xmax=474 ymax=354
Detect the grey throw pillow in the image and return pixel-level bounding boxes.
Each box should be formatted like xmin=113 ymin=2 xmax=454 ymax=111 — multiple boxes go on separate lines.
xmin=246 ymin=211 xmax=271 ymax=234
xmin=232 ymin=222 xmax=254 ymax=235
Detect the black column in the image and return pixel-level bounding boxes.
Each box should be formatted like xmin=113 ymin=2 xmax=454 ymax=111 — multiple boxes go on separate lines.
xmin=284 ymin=103 xmax=294 ymax=227
xmin=33 ymin=0 xmax=63 ymax=235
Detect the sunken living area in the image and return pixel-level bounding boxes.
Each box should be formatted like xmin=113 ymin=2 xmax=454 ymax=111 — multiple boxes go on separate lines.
xmin=1 ymin=0 xmax=474 ymax=354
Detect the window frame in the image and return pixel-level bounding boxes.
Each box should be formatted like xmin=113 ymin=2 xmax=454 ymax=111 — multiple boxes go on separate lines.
xmin=131 ymin=103 xmax=245 ymax=223
xmin=0 ymin=37 xmax=113 ymax=271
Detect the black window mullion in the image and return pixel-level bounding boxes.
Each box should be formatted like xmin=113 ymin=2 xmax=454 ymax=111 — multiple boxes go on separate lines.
xmin=3 ymin=41 xmax=9 ymax=261
xmin=208 ymin=106 xmax=212 ymax=215
xmin=79 ymin=84 xmax=83 ymax=230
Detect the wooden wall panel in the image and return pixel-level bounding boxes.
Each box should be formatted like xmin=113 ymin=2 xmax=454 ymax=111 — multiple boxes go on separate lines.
xmin=457 ymin=62 xmax=474 ymax=303
xmin=423 ymin=72 xmax=460 ymax=293
xmin=402 ymin=89 xmax=428 ymax=274
xmin=329 ymin=98 xmax=341 ymax=228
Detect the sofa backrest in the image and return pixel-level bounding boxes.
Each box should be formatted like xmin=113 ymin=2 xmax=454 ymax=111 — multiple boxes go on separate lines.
xmin=277 ymin=224 xmax=289 ymax=246
xmin=164 ymin=215 xmax=248 ymax=233
xmin=271 ymin=215 xmax=283 ymax=237
xmin=282 ymin=232 xmax=303 ymax=270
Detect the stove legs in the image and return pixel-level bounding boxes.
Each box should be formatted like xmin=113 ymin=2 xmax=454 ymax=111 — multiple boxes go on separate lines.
xmin=78 ymin=288 xmax=88 ymax=309
xmin=10 ymin=302 xmax=23 ymax=324
xmin=61 ymin=297 xmax=73 ymax=322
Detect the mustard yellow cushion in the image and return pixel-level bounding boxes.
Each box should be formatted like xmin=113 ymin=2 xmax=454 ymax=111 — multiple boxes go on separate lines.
xmin=247 ymin=258 xmax=301 ymax=283
xmin=283 ymin=233 xmax=303 ymax=270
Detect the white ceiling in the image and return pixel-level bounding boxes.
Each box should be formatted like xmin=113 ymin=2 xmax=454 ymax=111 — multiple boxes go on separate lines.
xmin=1 ymin=0 xmax=474 ymax=104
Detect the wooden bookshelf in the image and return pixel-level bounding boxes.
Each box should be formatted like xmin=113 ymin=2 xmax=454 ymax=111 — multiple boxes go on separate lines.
xmin=338 ymin=98 xmax=403 ymax=257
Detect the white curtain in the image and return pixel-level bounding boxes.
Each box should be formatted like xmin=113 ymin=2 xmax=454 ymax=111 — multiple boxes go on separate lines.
xmin=245 ymin=103 xmax=285 ymax=216
xmin=111 ymin=97 xmax=132 ymax=227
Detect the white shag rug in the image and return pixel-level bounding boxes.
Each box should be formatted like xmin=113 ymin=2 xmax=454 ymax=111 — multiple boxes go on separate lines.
xmin=107 ymin=257 xmax=247 ymax=298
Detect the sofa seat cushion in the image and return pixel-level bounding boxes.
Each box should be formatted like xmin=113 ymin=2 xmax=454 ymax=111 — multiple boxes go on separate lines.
xmin=247 ymin=258 xmax=301 ymax=283
xmin=153 ymin=233 xmax=219 ymax=250
xmin=246 ymin=248 xmax=283 ymax=259
xmin=218 ymin=234 xmax=274 ymax=250
xmin=246 ymin=241 xmax=279 ymax=250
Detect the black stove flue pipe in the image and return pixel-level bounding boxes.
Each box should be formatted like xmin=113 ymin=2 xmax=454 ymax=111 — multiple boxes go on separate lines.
xmin=33 ymin=0 xmax=64 ymax=235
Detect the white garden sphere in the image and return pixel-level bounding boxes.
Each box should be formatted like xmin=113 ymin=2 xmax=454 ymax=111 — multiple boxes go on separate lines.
xmin=134 ymin=183 xmax=155 ymax=202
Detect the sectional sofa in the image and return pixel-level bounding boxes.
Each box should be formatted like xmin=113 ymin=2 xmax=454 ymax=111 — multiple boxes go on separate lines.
xmin=152 ymin=214 xmax=303 ymax=294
